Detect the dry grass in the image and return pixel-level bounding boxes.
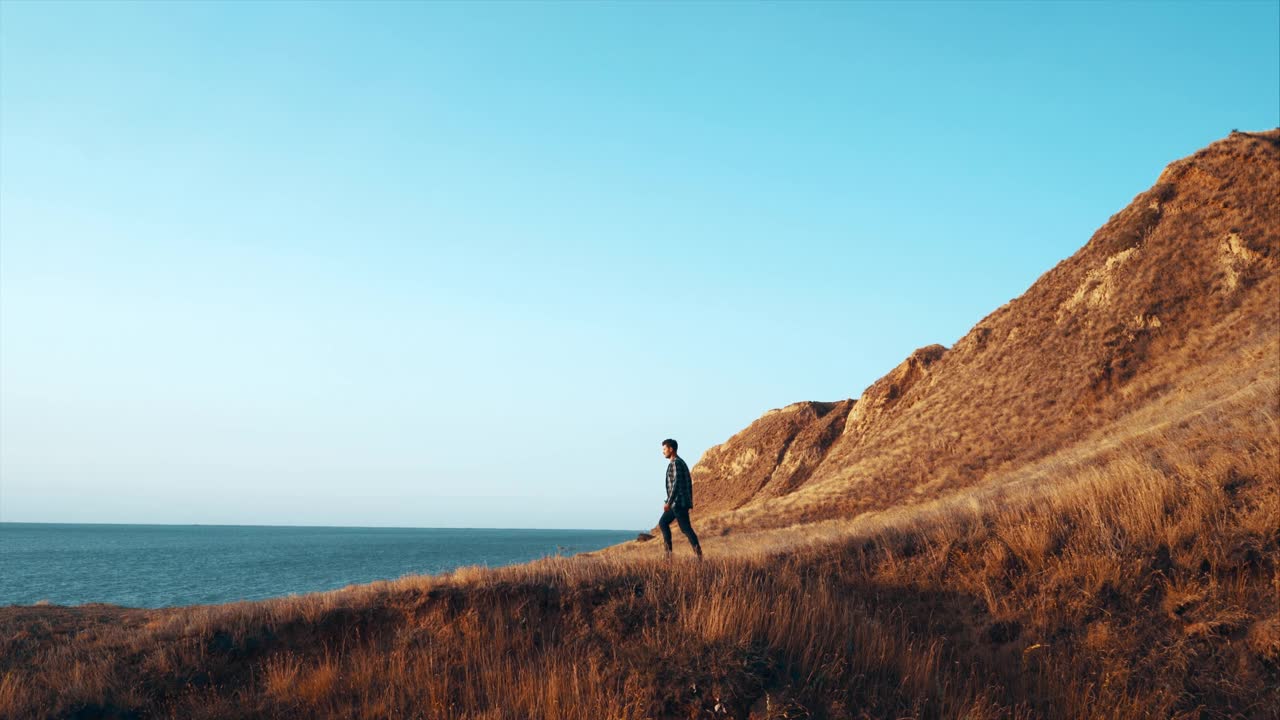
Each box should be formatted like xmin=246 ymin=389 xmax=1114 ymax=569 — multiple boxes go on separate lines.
xmin=2 ymin=389 xmax=1275 ymax=719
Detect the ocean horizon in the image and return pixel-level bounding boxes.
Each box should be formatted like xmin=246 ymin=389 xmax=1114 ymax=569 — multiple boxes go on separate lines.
xmin=0 ymin=522 xmax=639 ymax=609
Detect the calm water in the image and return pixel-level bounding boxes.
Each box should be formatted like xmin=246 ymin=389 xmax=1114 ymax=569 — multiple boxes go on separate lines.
xmin=0 ymin=523 xmax=637 ymax=608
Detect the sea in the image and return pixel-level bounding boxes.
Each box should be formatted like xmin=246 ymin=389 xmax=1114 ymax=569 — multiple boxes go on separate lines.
xmin=0 ymin=523 xmax=638 ymax=608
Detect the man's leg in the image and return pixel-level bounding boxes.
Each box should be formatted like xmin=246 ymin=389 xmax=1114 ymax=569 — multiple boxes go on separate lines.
xmin=658 ymin=509 xmax=676 ymax=555
xmin=675 ymin=508 xmax=702 ymax=557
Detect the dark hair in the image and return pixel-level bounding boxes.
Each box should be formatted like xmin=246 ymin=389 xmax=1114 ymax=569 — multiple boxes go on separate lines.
xmin=662 ymin=438 xmax=678 ymax=452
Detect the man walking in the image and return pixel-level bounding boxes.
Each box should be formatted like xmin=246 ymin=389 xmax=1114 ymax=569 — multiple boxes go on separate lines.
xmin=659 ymin=439 xmax=703 ymax=560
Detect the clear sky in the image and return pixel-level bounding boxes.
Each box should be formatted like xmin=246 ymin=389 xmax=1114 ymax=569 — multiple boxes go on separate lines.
xmin=1 ymin=1 xmax=1276 ymax=530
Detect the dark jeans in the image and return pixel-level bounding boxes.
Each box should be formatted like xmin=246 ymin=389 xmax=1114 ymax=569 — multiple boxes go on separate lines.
xmin=659 ymin=506 xmax=701 ymax=554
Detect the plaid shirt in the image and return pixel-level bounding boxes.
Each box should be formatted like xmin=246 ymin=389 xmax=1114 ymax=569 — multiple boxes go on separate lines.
xmin=665 ymin=456 xmax=694 ymax=509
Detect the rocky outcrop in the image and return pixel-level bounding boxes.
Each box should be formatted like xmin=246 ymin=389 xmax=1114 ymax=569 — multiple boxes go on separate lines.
xmin=691 ymin=400 xmax=854 ymax=514
xmin=841 ymin=344 xmax=947 ymax=440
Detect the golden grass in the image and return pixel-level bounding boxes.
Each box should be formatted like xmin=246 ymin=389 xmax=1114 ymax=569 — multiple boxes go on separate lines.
xmin=1 ymin=379 xmax=1276 ymax=718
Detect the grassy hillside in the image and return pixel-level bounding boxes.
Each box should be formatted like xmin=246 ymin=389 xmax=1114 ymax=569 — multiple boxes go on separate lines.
xmin=691 ymin=130 xmax=1280 ymax=534
xmin=2 ymin=375 xmax=1275 ymax=718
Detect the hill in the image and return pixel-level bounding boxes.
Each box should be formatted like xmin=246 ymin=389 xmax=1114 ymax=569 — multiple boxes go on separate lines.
xmin=687 ymin=129 xmax=1279 ymax=535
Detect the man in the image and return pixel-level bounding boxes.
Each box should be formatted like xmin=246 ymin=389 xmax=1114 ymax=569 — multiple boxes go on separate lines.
xmin=659 ymin=438 xmax=702 ymax=560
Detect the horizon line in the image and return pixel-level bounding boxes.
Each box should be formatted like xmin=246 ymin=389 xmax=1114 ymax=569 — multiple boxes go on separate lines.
xmin=0 ymin=520 xmax=643 ymax=533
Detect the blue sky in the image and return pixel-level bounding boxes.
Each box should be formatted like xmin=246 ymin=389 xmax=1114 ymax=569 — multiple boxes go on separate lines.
xmin=1 ymin=1 xmax=1276 ymax=530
